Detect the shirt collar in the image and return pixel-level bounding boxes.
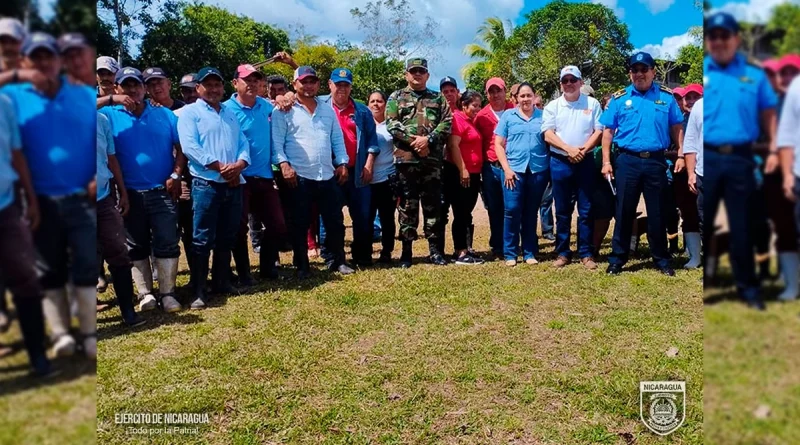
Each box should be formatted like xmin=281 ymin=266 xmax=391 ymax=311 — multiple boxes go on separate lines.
xmin=197 ymin=98 xmax=224 ymax=113
xmin=229 ymin=93 xmax=261 ymax=111
xmin=705 ymin=52 xmax=744 ymax=71
xmin=512 ymin=107 xmax=538 ymax=120
xmin=629 ymin=82 xmax=657 ymax=97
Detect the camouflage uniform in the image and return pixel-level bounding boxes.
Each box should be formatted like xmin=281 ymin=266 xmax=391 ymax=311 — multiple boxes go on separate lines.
xmin=386 ymin=76 xmax=452 ymax=247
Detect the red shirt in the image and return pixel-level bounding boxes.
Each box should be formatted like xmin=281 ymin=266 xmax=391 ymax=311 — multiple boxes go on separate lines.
xmin=450 ymin=110 xmax=483 ymax=174
xmin=474 ymin=101 xmax=515 ymax=162
xmin=333 ymin=101 xmax=357 ymax=168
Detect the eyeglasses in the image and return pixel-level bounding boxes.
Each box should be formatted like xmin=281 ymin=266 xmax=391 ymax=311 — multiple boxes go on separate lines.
xmin=706 ymin=32 xmax=732 ymax=42
xmin=630 ymin=67 xmax=650 ymax=74
xmin=560 ymin=77 xmax=579 ymax=84
xmin=408 ymin=68 xmax=427 ymax=75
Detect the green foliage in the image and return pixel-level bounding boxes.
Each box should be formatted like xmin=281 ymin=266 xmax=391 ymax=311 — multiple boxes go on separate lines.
xmin=461 ymin=17 xmax=513 ymax=88
xmin=676 ymin=44 xmax=703 ymax=85
xmin=48 ymin=0 xmax=95 ymax=42
xmin=768 ymin=3 xmax=800 ymax=56
xmin=464 ymin=61 xmax=491 ymax=96
xmin=350 ymin=54 xmax=406 ymax=102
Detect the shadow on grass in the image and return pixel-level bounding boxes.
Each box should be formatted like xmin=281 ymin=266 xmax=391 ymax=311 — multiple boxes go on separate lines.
xmin=0 ymin=354 xmax=95 ymax=398
xmin=704 ymin=270 xmax=791 ymax=306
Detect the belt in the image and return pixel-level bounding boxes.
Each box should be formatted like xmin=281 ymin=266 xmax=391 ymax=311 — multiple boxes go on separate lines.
xmin=46 ymin=191 xmax=89 ymax=200
xmin=550 ymin=151 xmax=571 ymax=163
xmin=132 ymin=185 xmax=166 ymax=193
xmin=618 ymin=148 xmax=665 ymax=159
xmin=489 ymin=160 xmax=502 ymax=168
xmin=704 ymin=143 xmax=753 ymax=155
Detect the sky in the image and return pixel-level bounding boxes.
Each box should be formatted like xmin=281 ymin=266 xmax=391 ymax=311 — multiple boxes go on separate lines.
xmin=709 ymin=0 xmax=798 ymax=22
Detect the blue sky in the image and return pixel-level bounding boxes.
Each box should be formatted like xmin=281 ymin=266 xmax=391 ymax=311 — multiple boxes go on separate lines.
xmin=709 ymin=0 xmax=798 ymax=22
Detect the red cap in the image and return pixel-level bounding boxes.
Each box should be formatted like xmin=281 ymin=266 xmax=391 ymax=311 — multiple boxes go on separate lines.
xmin=234 ymin=64 xmax=263 ymax=79
xmin=778 ymin=54 xmax=800 ymax=71
xmin=683 ymin=83 xmax=703 ymax=96
xmin=672 ymin=87 xmax=685 ymax=97
xmin=485 ymin=77 xmax=506 ymax=92
xmin=762 ymin=59 xmax=781 ymax=72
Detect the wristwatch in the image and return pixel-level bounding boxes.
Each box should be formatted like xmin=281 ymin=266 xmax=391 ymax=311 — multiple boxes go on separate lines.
xmin=428 ymin=135 xmax=434 ymax=146
xmin=170 ymin=172 xmax=180 ymax=181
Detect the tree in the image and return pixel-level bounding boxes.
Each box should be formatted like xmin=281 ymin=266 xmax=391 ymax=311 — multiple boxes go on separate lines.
xmin=461 ymin=17 xmax=513 ymax=82
xmin=676 ymin=44 xmax=703 ymax=84
xmin=48 ymin=0 xmax=95 ymax=42
xmin=739 ymin=22 xmax=767 ymax=58
xmin=350 ymin=54 xmax=406 ymax=102
xmin=508 ymin=0 xmax=633 ymax=99
xmin=350 ymin=0 xmax=447 ymax=63
xmin=98 ymin=0 xmax=160 ymax=63
xmin=769 ymin=3 xmax=800 ymax=56
xmin=0 ymin=0 xmax=46 ymax=31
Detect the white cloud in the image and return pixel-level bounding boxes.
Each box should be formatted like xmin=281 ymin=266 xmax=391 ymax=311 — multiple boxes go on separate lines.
xmin=636 ymin=32 xmax=695 ymax=60
xmin=592 ymin=0 xmax=625 ymax=19
xmin=711 ymin=0 xmax=798 ymax=23
xmin=638 ymin=0 xmax=675 ymax=14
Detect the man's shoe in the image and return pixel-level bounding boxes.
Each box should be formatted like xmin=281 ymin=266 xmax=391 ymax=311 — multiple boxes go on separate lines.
xmin=378 ymin=252 xmax=392 ymax=264
xmin=581 ymin=257 xmax=598 ymax=270
xmin=542 ymin=233 xmax=555 ymax=241
xmin=745 ymin=297 xmax=766 ymax=311
xmin=334 ymin=264 xmax=355 ymax=275
xmin=97 ymin=275 xmax=108 ymax=293
xmin=160 ymin=295 xmax=182 ymax=313
xmin=138 ymin=294 xmax=157 ymax=312
xmin=30 ymin=354 xmax=60 ymax=379
xmin=190 ymin=297 xmax=206 ymax=310
xmin=123 ymin=314 xmax=147 ymax=328
xmin=553 ymin=256 xmax=570 ymax=268
xmin=52 ymin=334 xmax=76 ymax=357
xmin=455 ymin=254 xmax=484 ymax=265
xmin=505 ymin=259 xmax=517 ymax=267
xmin=658 ymin=267 xmax=676 ymax=277
xmin=428 ymin=254 xmax=448 ymax=266
xmin=259 ymin=268 xmax=280 ymax=280
xmin=606 ymin=264 xmax=622 ymax=275
xmin=237 ymin=273 xmax=257 ymax=287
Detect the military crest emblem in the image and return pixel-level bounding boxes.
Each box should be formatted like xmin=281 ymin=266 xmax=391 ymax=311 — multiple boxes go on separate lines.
xmin=640 ymin=381 xmax=686 ymax=436
xmin=339 ymin=69 xmax=347 ymax=77
xmin=636 ymin=54 xmax=643 ymax=61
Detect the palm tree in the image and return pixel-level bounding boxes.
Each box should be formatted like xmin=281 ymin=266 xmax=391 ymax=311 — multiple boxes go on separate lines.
xmin=461 ymin=17 xmax=512 ymax=79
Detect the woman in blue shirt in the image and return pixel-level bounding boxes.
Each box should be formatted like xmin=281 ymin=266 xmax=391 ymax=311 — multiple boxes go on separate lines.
xmin=367 ymin=90 xmax=397 ymax=263
xmin=494 ymin=83 xmax=550 ymax=266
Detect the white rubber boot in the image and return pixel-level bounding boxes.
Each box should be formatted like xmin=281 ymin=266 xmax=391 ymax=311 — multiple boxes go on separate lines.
xmin=155 ymin=257 xmax=181 ymax=313
xmin=683 ymin=232 xmax=702 ymax=269
xmin=778 ymin=252 xmax=799 ymax=301
xmin=42 ymin=288 xmax=76 ymax=357
xmin=131 ymin=259 xmax=156 ymax=311
xmin=74 ymin=286 xmax=97 ymax=359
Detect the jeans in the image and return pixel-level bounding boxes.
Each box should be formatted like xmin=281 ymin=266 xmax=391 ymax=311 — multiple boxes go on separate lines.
xmin=124 ymin=188 xmax=180 ymax=260
xmin=443 ymin=162 xmax=481 ymax=252
xmin=370 ymin=181 xmax=396 ymax=255
xmin=321 ymin=168 xmax=373 ymax=263
xmin=481 ymin=162 xmax=505 ymax=255
xmin=502 ymin=169 xmax=551 ymax=261
xmin=191 ymin=178 xmax=242 ymax=257
xmin=34 ymin=194 xmax=97 ymax=289
xmin=550 ymin=155 xmax=594 ymax=259
xmin=288 ymin=177 xmax=346 ymax=271
xmin=539 ymin=181 xmax=554 ymax=235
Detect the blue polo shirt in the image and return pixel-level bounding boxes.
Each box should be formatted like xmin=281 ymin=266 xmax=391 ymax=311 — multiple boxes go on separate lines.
xmin=99 ymin=102 xmax=179 ymax=190
xmin=0 ymin=94 xmax=21 ymax=212
xmin=703 ymin=53 xmax=777 ymax=145
xmin=223 ymin=94 xmax=274 ymax=179
xmin=599 ymin=82 xmax=683 ymax=151
xmin=1 ymin=76 xmax=95 ymax=196
xmin=96 ymin=113 xmax=115 ymax=202
xmin=494 ymin=107 xmax=548 ymax=174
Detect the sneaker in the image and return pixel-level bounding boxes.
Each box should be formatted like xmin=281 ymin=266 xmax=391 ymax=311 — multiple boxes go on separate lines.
xmin=553 ymin=256 xmax=570 ymax=268
xmin=455 ymin=254 xmax=484 ymax=265
xmin=428 ymin=253 xmax=448 ymax=266
xmin=505 ymin=259 xmax=517 ymax=267
xmin=123 ymin=315 xmax=147 ymax=328
xmin=161 ymin=295 xmax=182 ymax=313
xmin=52 ymin=334 xmax=76 ymax=357
xmin=97 ymin=275 xmax=108 ymax=293
xmin=581 ymin=257 xmax=598 ymax=270
xmin=138 ymin=294 xmax=157 ymax=312
xmin=542 ymin=233 xmax=555 ymax=241
xmin=253 ymin=245 xmax=261 ymax=254
xmin=334 ymin=264 xmax=355 ymax=275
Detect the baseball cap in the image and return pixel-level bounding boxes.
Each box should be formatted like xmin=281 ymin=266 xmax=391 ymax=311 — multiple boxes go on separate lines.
xmin=22 ymin=32 xmax=58 ymax=57
xmin=683 ymin=84 xmax=704 ymax=96
xmin=440 ymin=76 xmax=458 ymax=89
xmin=405 ymin=58 xmax=428 ymax=72
xmin=179 ymin=73 xmax=197 ymax=88
xmin=629 ymin=51 xmax=655 ymax=68
xmin=580 ymin=84 xmax=595 ymax=96
xmin=97 ymin=56 xmax=119 ymax=74
xmin=330 ymin=68 xmax=353 ymax=84
xmin=762 ymin=59 xmax=781 ymax=73
xmin=115 ymin=67 xmax=143 ymax=84
xmin=234 ymin=64 xmax=263 ymax=80
xmin=672 ymin=87 xmax=686 ymax=97
xmin=0 ymin=18 xmax=25 ymax=42
xmin=197 ymin=66 xmax=224 ymax=82
xmin=560 ymin=65 xmax=582 ymax=80
xmin=143 ymin=67 xmax=168 ymax=83
xmin=705 ymin=12 xmax=739 ymax=34
xmin=778 ymin=54 xmax=800 ymax=71
xmin=293 ymin=66 xmax=318 ymax=81
xmin=485 ymin=77 xmax=506 ymax=92
xmin=57 ymin=32 xmax=89 ymax=54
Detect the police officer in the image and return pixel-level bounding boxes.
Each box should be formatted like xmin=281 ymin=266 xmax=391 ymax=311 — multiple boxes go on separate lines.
xmin=386 ymin=58 xmax=453 ymax=268
xmin=703 ymin=12 xmax=778 ymax=310
xmin=600 ymin=51 xmax=684 ymax=276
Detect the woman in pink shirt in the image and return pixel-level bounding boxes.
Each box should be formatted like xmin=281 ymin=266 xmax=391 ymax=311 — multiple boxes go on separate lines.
xmin=444 ymin=91 xmax=485 ymax=265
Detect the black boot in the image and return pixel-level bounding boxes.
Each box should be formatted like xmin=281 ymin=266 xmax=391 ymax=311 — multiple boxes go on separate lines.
xmin=12 ymin=294 xmax=57 ymax=377
xmin=668 ymin=235 xmax=679 ymax=256
xmin=108 ymin=265 xmax=146 ymax=327
xmin=232 ymin=240 xmax=256 ymax=287
xmin=400 ymin=240 xmax=413 ymax=268
xmin=427 ymin=240 xmax=447 ymax=266
xmin=466 ymin=223 xmax=475 ymax=255
xmin=211 ymin=250 xmax=237 ymax=294
xmin=190 ymin=254 xmax=210 ymax=309
xmin=259 ymin=246 xmax=279 ymax=280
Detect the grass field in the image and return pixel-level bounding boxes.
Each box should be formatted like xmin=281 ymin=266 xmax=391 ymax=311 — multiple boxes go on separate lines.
xmin=94 ymin=209 xmax=703 ymax=444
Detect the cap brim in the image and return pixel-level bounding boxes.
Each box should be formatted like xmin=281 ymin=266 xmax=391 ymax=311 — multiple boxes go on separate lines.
xmin=116 ymin=75 xmax=143 ymax=84
xmin=560 ymin=73 xmax=581 ymax=80
xmin=630 ymin=62 xmax=653 ymax=68
xmin=440 ymin=81 xmax=457 ymax=88
xmin=295 ymin=74 xmax=319 ymax=81
xmin=97 ymin=67 xmax=117 ymax=74
xmin=198 ymin=73 xmax=223 ymax=82
xmin=144 ymin=75 xmax=167 ymax=82
xmin=407 ymin=67 xmax=428 ymax=72
xmin=25 ymin=44 xmax=58 ymax=56
xmin=59 ymin=42 xmax=88 ymax=54
xmin=705 ymin=24 xmax=737 ymax=33
xmin=180 ymin=82 xmax=197 ymax=88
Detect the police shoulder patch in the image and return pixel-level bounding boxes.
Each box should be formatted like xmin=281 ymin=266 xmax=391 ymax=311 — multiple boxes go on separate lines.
xmin=745 ymin=56 xmax=762 ymax=68
xmin=612 ymin=89 xmax=626 ymax=99
xmin=659 ymin=84 xmax=672 ymax=94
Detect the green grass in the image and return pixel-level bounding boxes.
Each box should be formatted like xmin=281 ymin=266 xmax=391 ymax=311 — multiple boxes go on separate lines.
xmin=704 ymin=260 xmax=800 ymax=445
xmin=96 ymin=219 xmax=703 ymax=444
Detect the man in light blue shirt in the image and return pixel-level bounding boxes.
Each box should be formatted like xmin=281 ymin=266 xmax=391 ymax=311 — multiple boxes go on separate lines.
xmin=178 ymin=66 xmax=250 ymax=308
xmin=100 ymin=66 xmax=185 ymax=314
xmin=2 ymin=32 xmax=98 ymax=359
xmin=224 ymin=64 xmax=286 ymax=283
xmin=271 ymin=66 xmax=353 ymax=278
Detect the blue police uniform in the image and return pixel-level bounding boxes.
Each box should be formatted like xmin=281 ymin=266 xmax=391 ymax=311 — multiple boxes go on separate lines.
xmin=702 ymin=12 xmax=778 ymax=308
xmin=599 ymin=51 xmax=684 ymax=273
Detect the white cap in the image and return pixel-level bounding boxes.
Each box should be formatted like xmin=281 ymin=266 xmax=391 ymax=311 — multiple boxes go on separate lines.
xmin=96 ymin=56 xmax=119 ymax=74
xmin=559 ymin=65 xmax=582 ymax=80
xmin=0 ymin=17 xmax=25 ymax=42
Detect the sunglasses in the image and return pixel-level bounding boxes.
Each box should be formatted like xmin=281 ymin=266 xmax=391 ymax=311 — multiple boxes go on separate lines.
xmin=706 ymin=32 xmax=732 ymax=42
xmin=408 ymin=68 xmax=427 ymax=75
xmin=630 ymin=67 xmax=650 ymax=74
xmin=560 ymin=77 xmax=579 ymax=84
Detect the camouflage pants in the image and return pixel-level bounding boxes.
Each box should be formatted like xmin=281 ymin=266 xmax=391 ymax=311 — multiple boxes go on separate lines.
xmin=392 ymin=162 xmax=444 ymax=243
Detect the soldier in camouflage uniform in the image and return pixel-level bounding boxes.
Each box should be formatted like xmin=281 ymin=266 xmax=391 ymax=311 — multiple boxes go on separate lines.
xmin=386 ymin=58 xmax=453 ymax=268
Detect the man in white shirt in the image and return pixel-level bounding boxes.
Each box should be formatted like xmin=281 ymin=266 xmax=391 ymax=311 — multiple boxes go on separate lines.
xmin=778 ymin=78 xmax=800 ymax=301
xmin=541 ymin=65 xmax=604 ymax=269
xmin=683 ymin=98 xmax=703 ymax=279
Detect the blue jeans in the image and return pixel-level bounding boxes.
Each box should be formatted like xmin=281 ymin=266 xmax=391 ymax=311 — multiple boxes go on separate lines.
xmin=502 ymin=169 xmax=551 ymax=261
xmin=539 ymin=181 xmax=554 ymax=235
xmin=34 ymin=194 xmax=97 ymax=289
xmin=482 ymin=162 xmax=505 ymax=255
xmin=321 ymin=169 xmax=373 ymax=263
xmin=289 ymin=177 xmax=346 ymax=270
xmin=191 ymin=178 xmax=242 ymax=257
xmin=124 ymin=188 xmax=180 ymax=260
xmin=550 ymin=155 xmax=594 ymax=259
